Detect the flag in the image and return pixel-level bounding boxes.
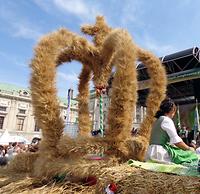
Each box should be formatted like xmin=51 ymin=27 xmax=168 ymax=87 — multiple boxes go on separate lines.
xmin=67 ymin=89 xmax=72 ymax=109
xmin=66 ymin=89 xmax=72 ymax=123
xmin=193 ymin=99 xmax=200 ymax=138
xmin=99 ymin=94 xmax=104 ymax=137
xmin=176 ymin=105 xmax=181 ymax=129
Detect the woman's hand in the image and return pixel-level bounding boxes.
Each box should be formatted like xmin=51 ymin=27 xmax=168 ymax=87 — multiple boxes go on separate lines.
xmin=175 ymin=141 xmax=195 ymax=151
xmin=188 ymin=147 xmax=195 ymax=151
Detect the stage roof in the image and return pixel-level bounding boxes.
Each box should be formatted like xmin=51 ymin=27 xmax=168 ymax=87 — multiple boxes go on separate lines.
xmin=137 ymin=47 xmax=200 ymax=105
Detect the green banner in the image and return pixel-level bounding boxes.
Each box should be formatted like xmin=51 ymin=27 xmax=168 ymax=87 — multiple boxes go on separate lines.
xmin=168 ymin=68 xmax=200 ymax=82
xmin=139 ymin=68 xmax=200 ymax=90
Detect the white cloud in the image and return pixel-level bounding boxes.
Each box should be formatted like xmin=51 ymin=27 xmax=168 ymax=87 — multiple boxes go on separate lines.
xmin=57 ymin=72 xmax=78 ymax=82
xmin=0 ymin=5 xmax=42 ymax=40
xmin=142 ymin=35 xmax=178 ymax=56
xmin=119 ymin=0 xmax=143 ymax=27
xmin=57 ymin=71 xmax=79 ymax=96
xmin=12 ymin=22 xmax=42 ymax=40
xmin=34 ymin=0 xmax=144 ymax=29
xmin=34 ymin=0 xmax=102 ymax=21
xmin=54 ymin=0 xmax=89 ymax=16
xmin=33 ymin=0 xmax=52 ymax=12
xmin=14 ymin=60 xmax=28 ymax=68
xmin=0 ymin=50 xmax=28 ymax=69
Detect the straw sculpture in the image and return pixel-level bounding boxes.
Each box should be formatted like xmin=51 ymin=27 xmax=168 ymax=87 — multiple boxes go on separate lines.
xmin=8 ymin=16 xmax=167 ymax=182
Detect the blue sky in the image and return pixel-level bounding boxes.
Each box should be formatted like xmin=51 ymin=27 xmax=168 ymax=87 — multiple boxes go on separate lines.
xmin=0 ymin=0 xmax=200 ymax=97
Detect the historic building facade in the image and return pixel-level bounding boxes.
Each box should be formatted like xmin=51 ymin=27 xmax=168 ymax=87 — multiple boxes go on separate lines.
xmin=89 ymin=89 xmax=146 ymax=132
xmin=0 ymin=82 xmax=145 ymax=141
xmin=0 ymin=83 xmax=78 ymax=141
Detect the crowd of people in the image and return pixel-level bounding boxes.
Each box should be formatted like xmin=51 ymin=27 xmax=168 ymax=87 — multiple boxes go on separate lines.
xmin=0 ymin=137 xmax=41 ymax=166
xmin=178 ymin=126 xmax=200 ymax=152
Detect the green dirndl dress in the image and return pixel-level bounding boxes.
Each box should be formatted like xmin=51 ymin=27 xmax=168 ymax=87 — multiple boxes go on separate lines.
xmin=163 ymin=143 xmax=199 ymax=166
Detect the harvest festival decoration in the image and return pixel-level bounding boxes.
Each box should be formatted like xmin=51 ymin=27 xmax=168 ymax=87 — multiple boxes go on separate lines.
xmin=10 ymin=15 xmax=167 ymax=177
xmin=3 ymin=16 xmax=181 ymax=193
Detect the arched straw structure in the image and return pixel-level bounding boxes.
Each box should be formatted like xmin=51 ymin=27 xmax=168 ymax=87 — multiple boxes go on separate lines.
xmin=9 ymin=16 xmax=167 ymax=179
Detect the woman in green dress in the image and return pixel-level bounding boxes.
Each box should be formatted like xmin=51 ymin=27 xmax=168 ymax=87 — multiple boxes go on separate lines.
xmin=145 ymin=98 xmax=199 ymax=166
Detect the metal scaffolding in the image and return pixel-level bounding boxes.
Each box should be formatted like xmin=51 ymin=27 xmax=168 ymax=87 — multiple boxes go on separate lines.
xmin=137 ymin=47 xmax=200 ymax=105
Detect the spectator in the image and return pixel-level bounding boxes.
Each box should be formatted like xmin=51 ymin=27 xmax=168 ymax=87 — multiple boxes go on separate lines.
xmin=196 ymin=132 xmax=200 ymax=147
xmin=187 ymin=127 xmax=194 ymax=145
xmin=131 ymin=127 xmax=138 ymax=136
xmin=0 ymin=145 xmax=5 ymax=157
xmin=0 ymin=156 xmax=7 ymax=166
xmin=5 ymin=142 xmax=18 ymax=161
xmin=190 ymin=140 xmax=197 ymax=149
xmin=29 ymin=137 xmax=41 ymax=152
xmin=179 ymin=125 xmax=188 ymax=144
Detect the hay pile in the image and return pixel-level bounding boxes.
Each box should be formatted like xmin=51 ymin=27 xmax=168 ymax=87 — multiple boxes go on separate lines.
xmin=0 ymin=164 xmax=199 ymax=194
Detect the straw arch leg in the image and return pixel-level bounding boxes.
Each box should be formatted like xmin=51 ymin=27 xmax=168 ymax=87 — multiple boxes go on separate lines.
xmin=77 ymin=65 xmax=92 ymax=137
xmin=130 ymin=48 xmax=167 ymax=161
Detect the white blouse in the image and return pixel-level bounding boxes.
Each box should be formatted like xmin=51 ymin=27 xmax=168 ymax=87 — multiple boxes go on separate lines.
xmin=145 ymin=116 xmax=183 ymax=164
xmin=160 ymin=116 xmax=182 ymax=144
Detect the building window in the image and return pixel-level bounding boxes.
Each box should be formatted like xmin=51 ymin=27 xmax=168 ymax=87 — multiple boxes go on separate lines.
xmin=0 ymin=106 xmax=7 ymax=112
xmin=34 ymin=124 xmax=40 ymax=132
xmin=0 ymin=116 xmax=4 ymax=129
xmin=136 ymin=106 xmax=141 ymax=123
xmin=16 ymin=117 xmax=25 ymax=131
xmin=18 ymin=109 xmax=26 ymax=114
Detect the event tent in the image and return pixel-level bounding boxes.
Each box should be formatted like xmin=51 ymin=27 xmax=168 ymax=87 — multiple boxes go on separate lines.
xmin=0 ymin=130 xmax=10 ymax=145
xmin=0 ymin=130 xmax=30 ymax=145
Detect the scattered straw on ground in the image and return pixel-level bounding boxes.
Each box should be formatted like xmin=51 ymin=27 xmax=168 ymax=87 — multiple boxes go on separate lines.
xmin=0 ymin=163 xmax=200 ymax=194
